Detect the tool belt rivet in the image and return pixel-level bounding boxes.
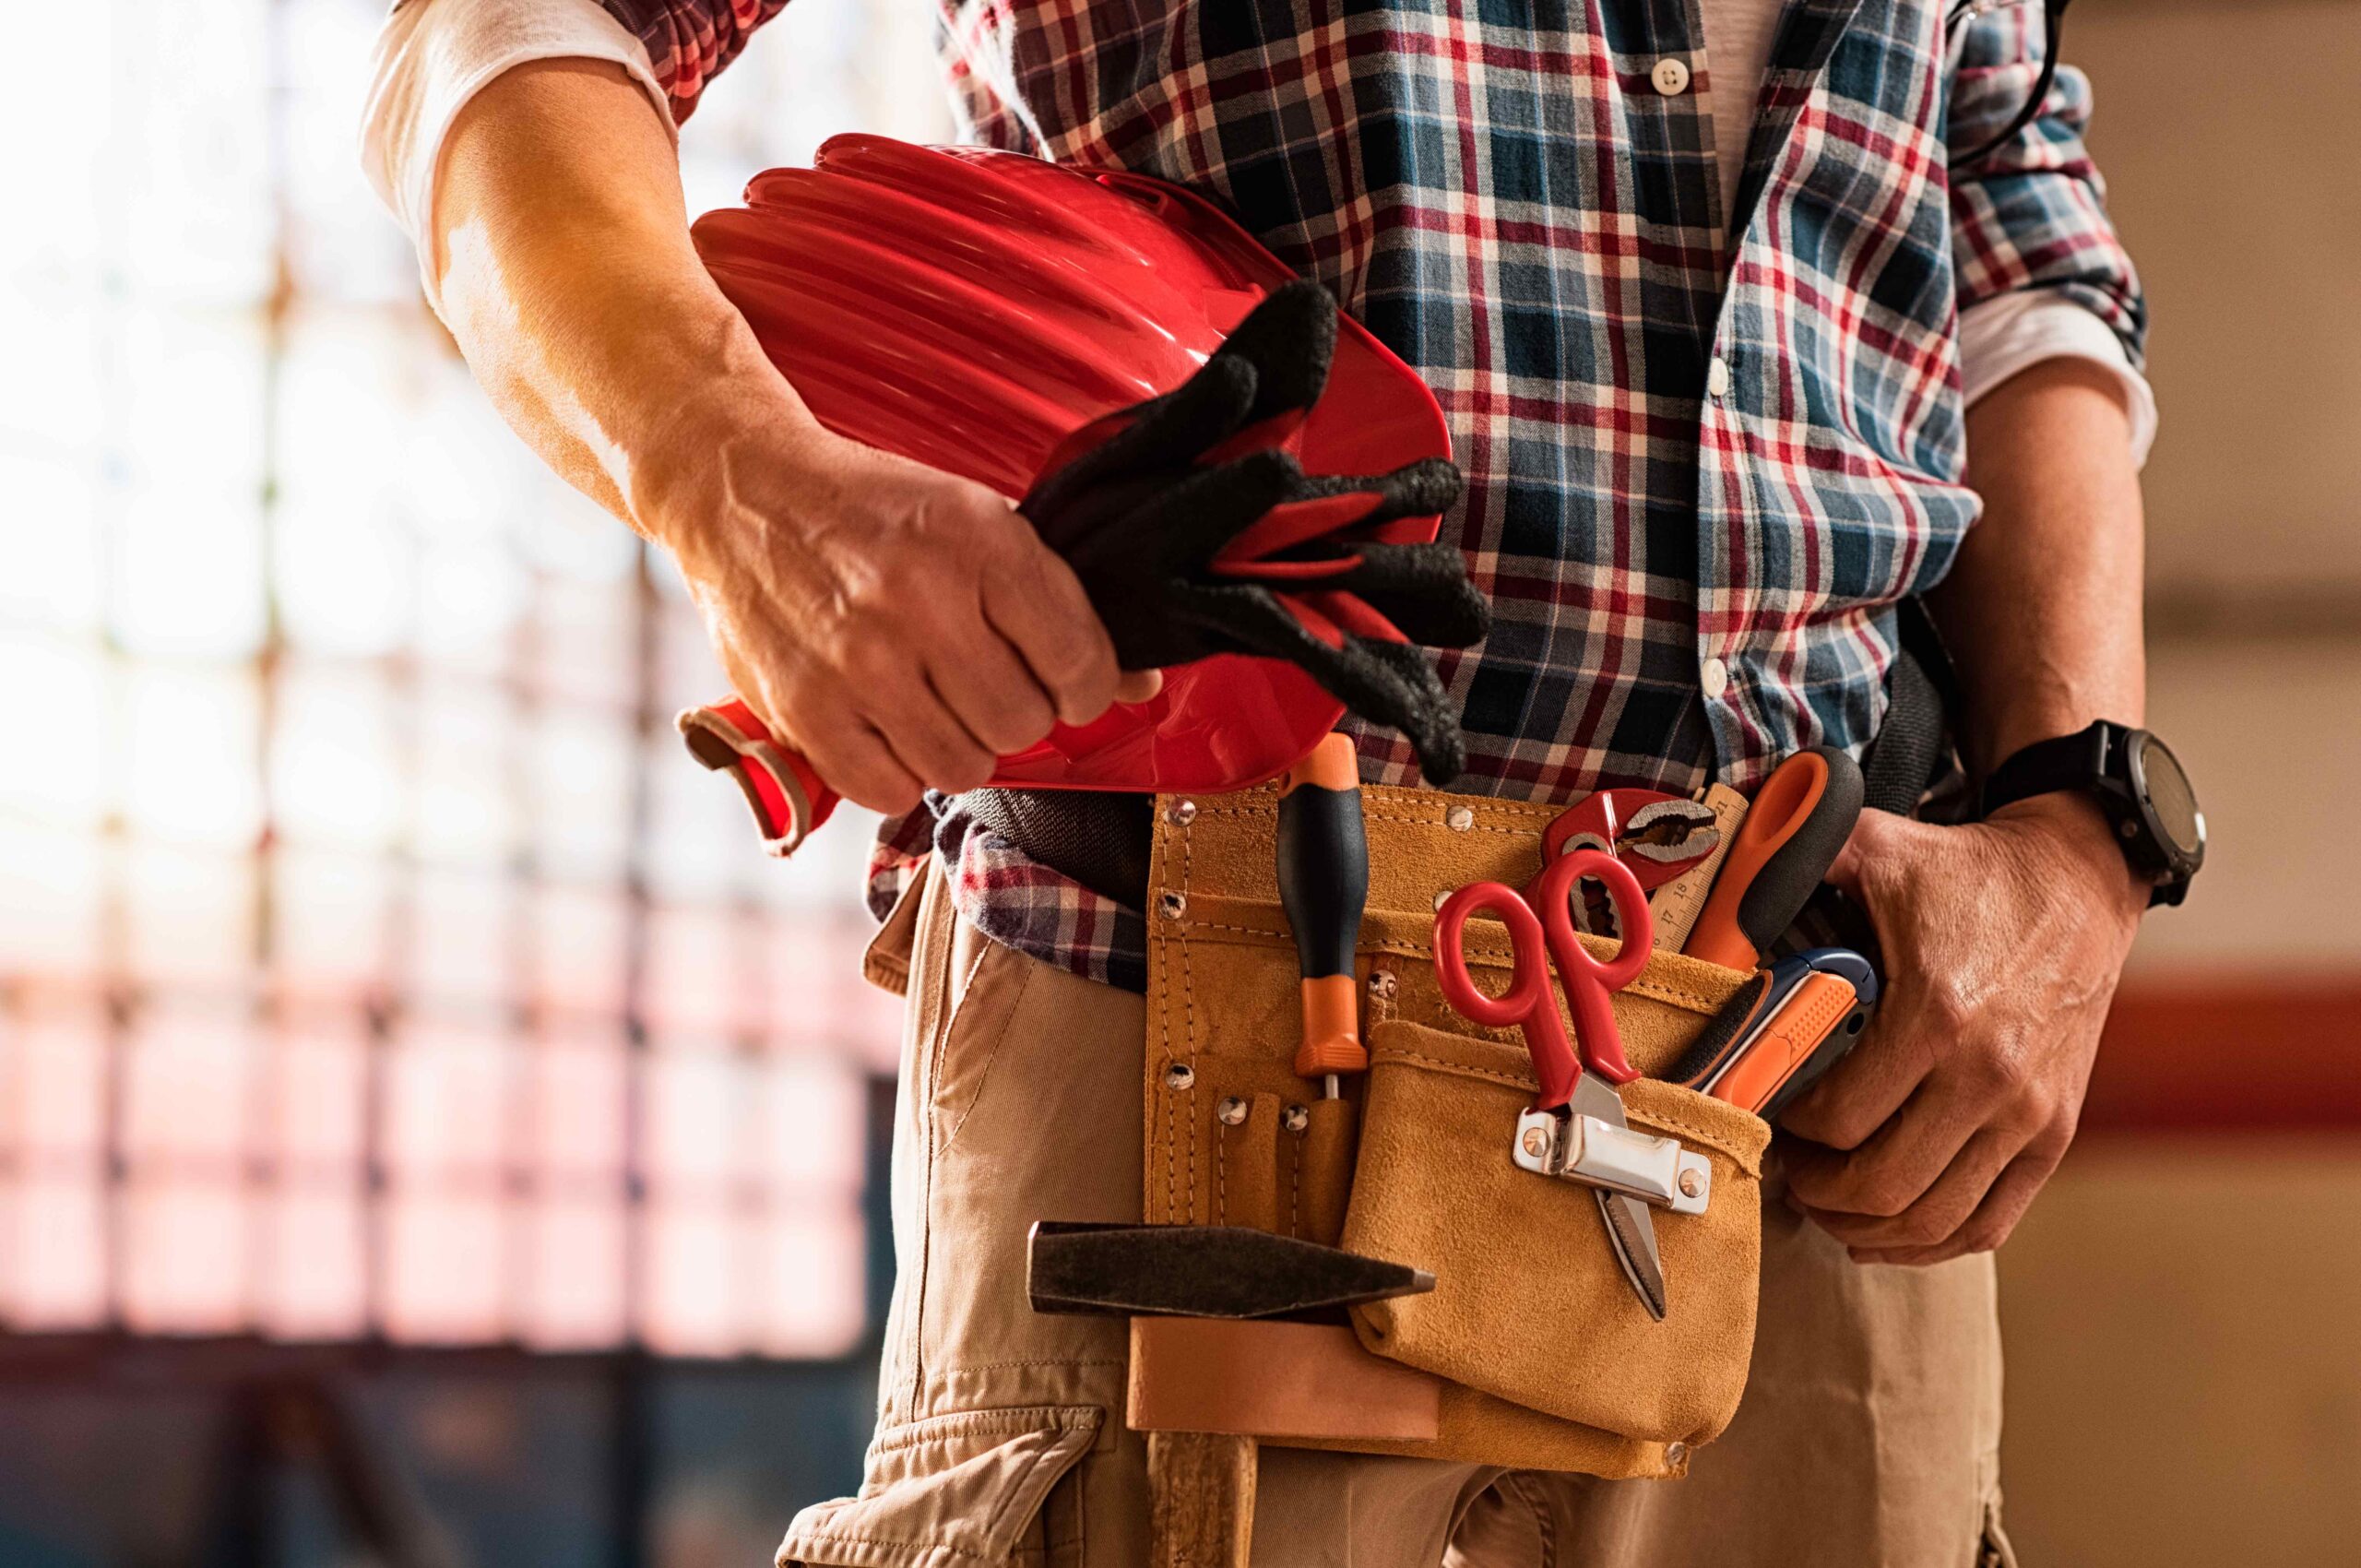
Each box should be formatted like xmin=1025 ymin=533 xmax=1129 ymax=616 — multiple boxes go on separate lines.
xmin=1164 ymin=1063 xmax=1195 ymax=1090
xmin=1679 ymin=1168 xmax=1704 ymax=1199
xmin=1216 ymin=1096 xmax=1249 ymax=1126
xmin=1157 ymin=890 xmax=1188 ymax=920
xmin=1165 ymin=799 xmax=1198 ymax=826
xmin=1281 ymin=1104 xmax=1310 ymax=1133
xmin=1520 ymin=1126 xmax=1550 ymax=1159
xmin=1367 ymin=970 xmax=1398 ymax=1002
xmin=1432 ymin=888 xmax=1453 ymax=911
xmin=1445 ymin=804 xmax=1476 ymax=832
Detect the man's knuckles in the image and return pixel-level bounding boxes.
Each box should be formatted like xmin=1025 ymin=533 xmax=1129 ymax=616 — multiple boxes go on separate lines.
xmin=1780 ymin=1089 xmax=1885 ymax=1151
xmin=1786 ymin=1156 xmax=1915 ymax=1218
xmin=959 ymin=691 xmax=1057 ymax=756
xmin=1828 ymin=1170 xmax=1920 ymax=1220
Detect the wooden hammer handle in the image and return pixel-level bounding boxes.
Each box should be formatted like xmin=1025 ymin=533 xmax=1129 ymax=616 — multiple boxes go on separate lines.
xmin=1148 ymin=1431 xmax=1257 ymax=1568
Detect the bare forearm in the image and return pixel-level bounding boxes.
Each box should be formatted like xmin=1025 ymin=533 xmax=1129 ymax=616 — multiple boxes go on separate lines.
xmin=422 ymin=58 xmax=1139 ymax=809
xmin=1932 ymin=358 xmax=2147 ymax=777
xmin=1781 ymin=360 xmax=2151 ymax=1263
xmin=432 ymin=57 xmax=819 ymax=540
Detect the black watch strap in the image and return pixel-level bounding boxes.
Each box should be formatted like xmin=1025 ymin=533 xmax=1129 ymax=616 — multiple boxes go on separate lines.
xmin=1980 ymin=720 xmax=2202 ymax=908
xmin=1978 ymin=723 xmax=2123 ymax=819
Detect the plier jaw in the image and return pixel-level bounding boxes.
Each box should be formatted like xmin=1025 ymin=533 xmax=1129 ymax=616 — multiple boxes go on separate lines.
xmin=1537 ymin=790 xmax=1721 ymax=885
xmin=1618 ymin=796 xmax=1725 ymax=863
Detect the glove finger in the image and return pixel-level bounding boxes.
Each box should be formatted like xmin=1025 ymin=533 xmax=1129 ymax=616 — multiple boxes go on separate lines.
xmin=1275 ymin=588 xmax=1407 ymax=647
xmin=1106 ymin=447 xmax=1307 ymax=571
xmin=1167 ymin=584 xmax=1470 ymax=783
xmin=1297 ymin=457 xmax=1465 ymax=528
xmin=1204 ymin=279 xmax=1339 ymax=422
xmin=1213 ymin=489 xmax=1386 ymax=570
xmin=1211 ymin=457 xmax=1466 ymax=577
xmin=1326 ymin=544 xmax=1491 ymax=647
xmin=1022 ymin=352 xmax=1259 ymax=521
xmin=1335 ymin=637 xmax=1469 ymax=783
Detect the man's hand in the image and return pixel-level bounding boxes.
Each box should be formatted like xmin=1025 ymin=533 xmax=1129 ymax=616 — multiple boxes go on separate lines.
xmin=1777 ymin=793 xmax=2147 ymax=1265
xmin=1780 ymin=352 xmax=2150 ymax=1266
xmin=421 ymin=59 xmax=1153 ymax=818
xmin=664 ymin=418 xmax=1158 ymax=817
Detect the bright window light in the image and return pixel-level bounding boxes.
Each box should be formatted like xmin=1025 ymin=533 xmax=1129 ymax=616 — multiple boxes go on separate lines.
xmin=0 ymin=0 xmax=943 ymax=1362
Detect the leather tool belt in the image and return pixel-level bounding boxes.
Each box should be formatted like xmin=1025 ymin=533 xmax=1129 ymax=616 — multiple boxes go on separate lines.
xmin=1140 ymin=779 xmax=1772 ymax=1479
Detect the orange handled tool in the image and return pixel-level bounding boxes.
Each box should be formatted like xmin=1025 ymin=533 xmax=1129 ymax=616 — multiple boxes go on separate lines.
xmin=1275 ymin=733 xmax=1369 ymax=1095
xmin=1684 ymin=747 xmax=1864 ymax=971
xmin=1667 ymin=949 xmax=1879 ymax=1121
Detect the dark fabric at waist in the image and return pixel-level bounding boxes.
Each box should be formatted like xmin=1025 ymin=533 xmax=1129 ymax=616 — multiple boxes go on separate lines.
xmin=956 ymin=789 xmax=1154 ymax=908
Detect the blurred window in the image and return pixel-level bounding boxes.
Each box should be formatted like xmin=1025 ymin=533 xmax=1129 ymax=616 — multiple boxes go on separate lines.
xmin=0 ymin=0 xmax=943 ymax=1358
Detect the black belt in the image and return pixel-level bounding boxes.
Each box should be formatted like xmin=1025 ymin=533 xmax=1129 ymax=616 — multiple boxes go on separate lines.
xmin=956 ymin=788 xmax=1155 ymax=908
xmin=963 ymin=598 xmax=1956 ymax=909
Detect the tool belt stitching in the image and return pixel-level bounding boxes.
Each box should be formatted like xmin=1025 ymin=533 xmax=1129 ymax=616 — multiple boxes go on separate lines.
xmin=1188 ymin=799 xmax=1563 ymax=829
xmin=1169 ymin=912 xmax=1733 ymax=1011
xmin=1216 ymin=1099 xmax=1228 ymax=1218
xmin=1287 ymin=1132 xmax=1302 ymax=1235
xmin=1368 ymin=1046 xmax=1762 ymax=1167
xmin=1171 ymin=808 xmax=1197 ymax=1222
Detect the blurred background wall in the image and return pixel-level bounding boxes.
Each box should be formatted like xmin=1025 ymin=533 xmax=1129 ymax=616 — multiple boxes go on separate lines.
xmin=0 ymin=2 xmax=946 ymax=1563
xmin=1993 ymin=2 xmax=2361 ymax=1561
xmin=0 ymin=0 xmax=2353 ymax=1564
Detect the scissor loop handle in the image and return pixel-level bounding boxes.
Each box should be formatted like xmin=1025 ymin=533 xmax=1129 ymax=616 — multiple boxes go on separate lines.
xmin=1532 ymin=850 xmax=1652 ymax=1086
xmin=1433 ymin=881 xmax=1582 ymax=1108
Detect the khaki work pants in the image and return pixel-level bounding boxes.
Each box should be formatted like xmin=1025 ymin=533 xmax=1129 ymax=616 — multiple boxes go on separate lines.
xmin=778 ymin=862 xmax=2016 ymax=1568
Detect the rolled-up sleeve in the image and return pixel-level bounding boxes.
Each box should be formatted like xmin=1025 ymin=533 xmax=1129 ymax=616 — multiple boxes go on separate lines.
xmin=1946 ymin=3 xmax=2147 ymax=372
xmin=593 ymin=0 xmax=790 ymax=118
xmin=362 ymin=0 xmax=787 ymax=311
xmin=362 ymin=0 xmax=672 ymax=305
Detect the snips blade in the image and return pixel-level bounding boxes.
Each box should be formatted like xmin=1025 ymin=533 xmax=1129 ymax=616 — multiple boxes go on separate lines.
xmin=1571 ymin=1075 xmax=1668 ymax=1321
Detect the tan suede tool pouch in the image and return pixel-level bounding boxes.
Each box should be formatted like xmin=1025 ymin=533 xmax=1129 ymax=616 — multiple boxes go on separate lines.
xmin=1145 ymin=778 xmax=1771 ymax=1478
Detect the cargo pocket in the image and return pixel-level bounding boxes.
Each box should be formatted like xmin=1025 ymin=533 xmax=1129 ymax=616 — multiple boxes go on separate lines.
xmin=778 ymin=1405 xmax=1101 ymax=1568
xmin=861 ymin=866 xmax=931 ymax=997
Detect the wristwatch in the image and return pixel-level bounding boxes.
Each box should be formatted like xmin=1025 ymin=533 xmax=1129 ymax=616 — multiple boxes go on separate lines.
xmin=1979 ymin=721 xmax=2205 ymax=907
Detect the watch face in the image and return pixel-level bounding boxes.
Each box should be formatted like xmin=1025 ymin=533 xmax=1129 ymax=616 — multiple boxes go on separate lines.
xmin=2133 ymin=733 xmax=2204 ymax=859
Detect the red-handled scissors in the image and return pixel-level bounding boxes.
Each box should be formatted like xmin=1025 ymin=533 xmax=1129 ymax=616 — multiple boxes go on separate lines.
xmin=1435 ymin=849 xmax=1653 ymax=1108
xmin=1434 ymin=850 xmax=1673 ymax=1320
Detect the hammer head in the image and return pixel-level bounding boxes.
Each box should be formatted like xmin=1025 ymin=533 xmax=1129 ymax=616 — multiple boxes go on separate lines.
xmin=1027 ymin=1222 xmax=1435 ymax=1320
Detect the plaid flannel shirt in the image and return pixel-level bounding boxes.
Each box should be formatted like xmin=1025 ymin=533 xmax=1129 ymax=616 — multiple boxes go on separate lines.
xmin=601 ymin=0 xmax=2144 ymax=991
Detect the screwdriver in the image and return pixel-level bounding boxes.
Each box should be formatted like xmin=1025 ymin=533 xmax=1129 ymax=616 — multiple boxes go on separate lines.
xmin=1276 ymin=732 xmax=1370 ymax=1098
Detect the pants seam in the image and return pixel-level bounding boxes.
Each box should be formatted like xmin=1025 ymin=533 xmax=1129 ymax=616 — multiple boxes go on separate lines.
xmin=1506 ymin=1472 xmax=1558 ymax=1568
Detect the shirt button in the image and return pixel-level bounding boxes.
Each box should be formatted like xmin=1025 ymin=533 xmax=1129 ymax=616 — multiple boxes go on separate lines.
xmin=1651 ymin=57 xmax=1691 ymax=96
xmin=1706 ymin=356 xmax=1732 ymax=398
xmin=1701 ymin=657 xmax=1730 ymax=699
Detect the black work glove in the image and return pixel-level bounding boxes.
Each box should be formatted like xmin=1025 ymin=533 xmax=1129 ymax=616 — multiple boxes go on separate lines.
xmin=1020 ymin=280 xmax=1489 ymax=783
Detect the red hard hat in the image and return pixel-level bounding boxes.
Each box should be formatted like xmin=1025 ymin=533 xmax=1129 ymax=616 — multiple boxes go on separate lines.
xmin=689 ymin=135 xmax=1451 ymax=802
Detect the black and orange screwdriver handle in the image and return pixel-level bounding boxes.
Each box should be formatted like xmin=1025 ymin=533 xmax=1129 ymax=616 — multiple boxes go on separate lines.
xmin=1276 ymin=733 xmax=1369 ymax=1091
xmin=1685 ymin=746 xmax=1864 ymax=971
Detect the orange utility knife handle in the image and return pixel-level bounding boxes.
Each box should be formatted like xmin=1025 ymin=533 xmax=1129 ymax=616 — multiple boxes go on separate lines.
xmin=1686 ymin=747 xmax=1861 ymax=970
xmin=678 ymin=698 xmax=842 ymax=857
xmin=1709 ymin=969 xmax=1858 ymax=1115
xmin=1276 ymin=733 xmax=1369 ymax=1080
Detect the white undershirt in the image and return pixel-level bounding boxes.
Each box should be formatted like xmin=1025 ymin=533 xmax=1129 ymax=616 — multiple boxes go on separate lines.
xmin=359 ymin=0 xmax=2154 ymax=464
xmin=1697 ymin=0 xmax=1786 ymax=226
